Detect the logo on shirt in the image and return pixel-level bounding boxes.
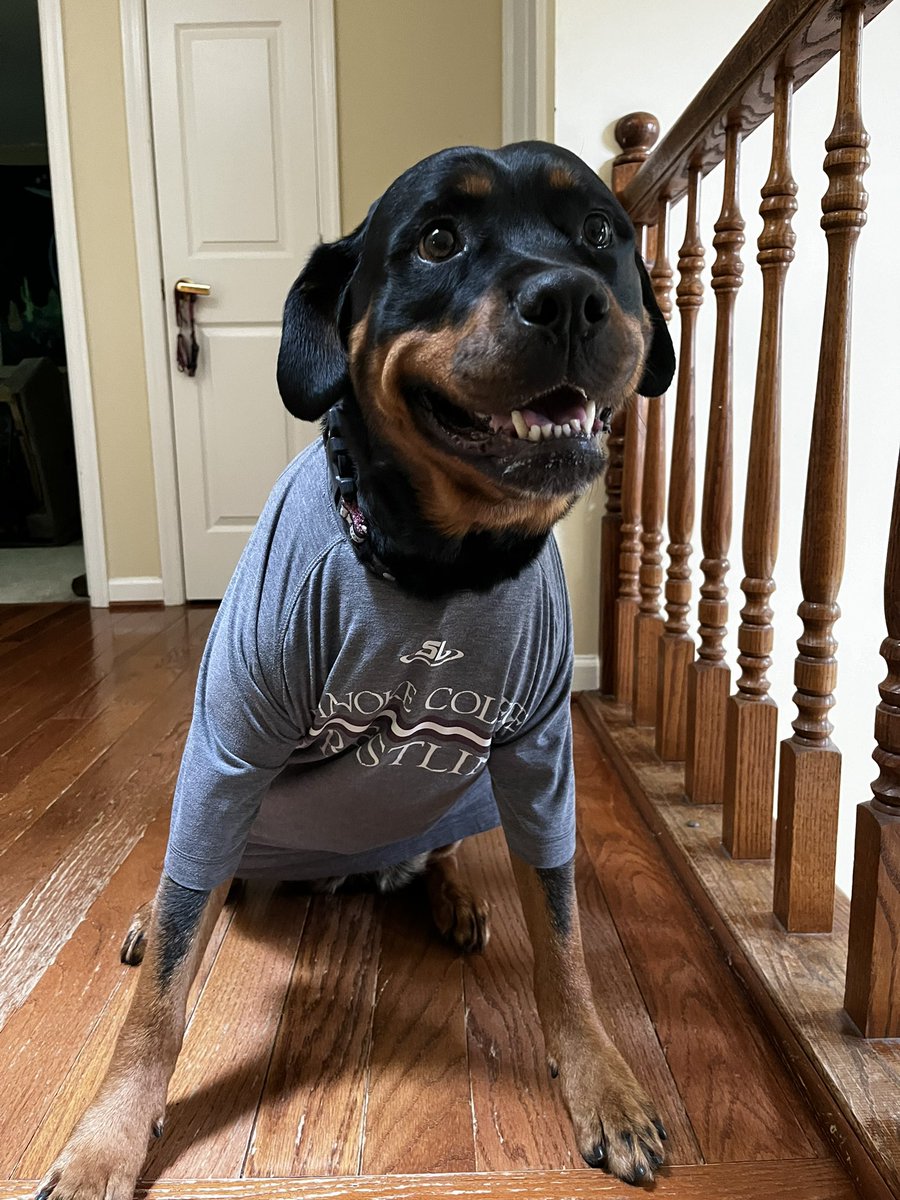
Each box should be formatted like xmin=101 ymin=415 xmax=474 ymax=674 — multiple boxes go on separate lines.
xmin=400 ymin=638 xmax=465 ymax=667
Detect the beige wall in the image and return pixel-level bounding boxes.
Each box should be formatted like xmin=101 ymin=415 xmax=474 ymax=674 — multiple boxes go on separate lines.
xmin=334 ymin=0 xmax=502 ymax=230
xmin=61 ymin=0 xmax=502 ymax=587
xmin=61 ymin=0 xmax=160 ymax=581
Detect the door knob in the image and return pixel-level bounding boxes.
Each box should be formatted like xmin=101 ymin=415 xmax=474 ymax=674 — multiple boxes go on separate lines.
xmin=174 ymin=277 xmax=212 ymax=296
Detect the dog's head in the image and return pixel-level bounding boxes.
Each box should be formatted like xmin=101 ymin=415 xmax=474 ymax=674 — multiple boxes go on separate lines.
xmin=278 ymin=142 xmax=674 ymax=539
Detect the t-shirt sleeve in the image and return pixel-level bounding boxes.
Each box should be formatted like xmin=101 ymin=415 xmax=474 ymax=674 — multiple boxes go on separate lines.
xmin=488 ymin=550 xmax=576 ymax=870
xmin=163 ymin=575 xmax=301 ymax=892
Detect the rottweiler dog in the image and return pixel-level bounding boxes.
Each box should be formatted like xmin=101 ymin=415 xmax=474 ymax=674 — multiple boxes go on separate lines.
xmin=36 ymin=142 xmax=674 ymax=1199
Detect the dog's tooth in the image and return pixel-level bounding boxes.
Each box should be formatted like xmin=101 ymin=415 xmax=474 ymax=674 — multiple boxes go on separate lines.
xmin=511 ymin=409 xmax=528 ymax=439
xmin=541 ymin=424 xmax=554 ymax=440
xmin=570 ymin=418 xmax=582 ymax=434
xmin=585 ymin=400 xmax=597 ymax=432
xmin=552 ymin=424 xmax=563 ymax=438
xmin=528 ymin=424 xmax=542 ymax=442
xmin=562 ymin=423 xmax=572 ymax=436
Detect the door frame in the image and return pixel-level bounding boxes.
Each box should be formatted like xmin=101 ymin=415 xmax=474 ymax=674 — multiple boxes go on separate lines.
xmin=120 ymin=0 xmax=341 ymax=605
xmin=37 ymin=0 xmax=109 ymax=607
xmin=502 ymin=0 xmax=554 ymax=144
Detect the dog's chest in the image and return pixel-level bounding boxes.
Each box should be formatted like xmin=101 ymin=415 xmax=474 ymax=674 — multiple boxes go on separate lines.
xmin=292 ymin=558 xmax=560 ymax=777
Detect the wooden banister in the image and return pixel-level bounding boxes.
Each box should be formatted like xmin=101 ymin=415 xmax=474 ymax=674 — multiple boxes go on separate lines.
xmin=632 ymin=202 xmax=672 ymax=726
xmin=656 ymin=167 xmax=703 ymax=761
xmin=620 ymin=0 xmax=891 ymax=225
xmin=844 ymin=449 xmax=900 ymax=1036
xmin=684 ymin=121 xmax=743 ymax=804
xmin=601 ymin=115 xmax=660 ymax=696
xmin=723 ymin=68 xmax=797 ymax=859
xmin=773 ymin=0 xmax=869 ymax=931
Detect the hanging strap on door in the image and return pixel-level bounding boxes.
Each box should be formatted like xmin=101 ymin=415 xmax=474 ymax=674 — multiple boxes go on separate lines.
xmin=174 ymin=278 xmax=211 ymax=378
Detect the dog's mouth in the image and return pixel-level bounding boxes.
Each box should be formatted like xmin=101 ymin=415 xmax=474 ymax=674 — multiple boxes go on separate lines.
xmin=413 ymin=383 xmax=613 ymax=456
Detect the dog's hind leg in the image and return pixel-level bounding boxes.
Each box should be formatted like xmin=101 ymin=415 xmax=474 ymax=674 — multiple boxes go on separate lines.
xmin=35 ymin=873 xmax=229 ymax=1200
xmin=425 ymin=842 xmax=490 ymax=954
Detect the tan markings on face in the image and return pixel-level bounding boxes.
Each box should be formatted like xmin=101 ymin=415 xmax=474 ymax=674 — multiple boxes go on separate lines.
xmin=347 ymin=297 xmax=648 ymax=540
xmin=548 ymin=165 xmax=579 ymax=189
xmin=349 ymin=309 xmax=571 ymax=538
xmin=456 ymin=172 xmax=493 ymax=197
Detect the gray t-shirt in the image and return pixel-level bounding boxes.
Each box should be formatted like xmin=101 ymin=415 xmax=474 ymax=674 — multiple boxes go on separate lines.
xmin=164 ymin=439 xmax=576 ymax=891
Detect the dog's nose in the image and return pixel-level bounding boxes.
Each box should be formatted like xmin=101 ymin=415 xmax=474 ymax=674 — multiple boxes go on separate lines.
xmin=514 ymin=270 xmax=609 ymax=340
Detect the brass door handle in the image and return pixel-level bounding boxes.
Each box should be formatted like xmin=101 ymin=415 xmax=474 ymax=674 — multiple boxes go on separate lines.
xmin=174 ymin=277 xmax=212 ymax=296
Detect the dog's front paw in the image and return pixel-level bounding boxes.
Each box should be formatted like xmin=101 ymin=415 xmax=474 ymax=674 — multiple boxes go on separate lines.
xmin=35 ymin=1113 xmax=155 ymax=1200
xmin=555 ymin=1030 xmax=665 ymax=1186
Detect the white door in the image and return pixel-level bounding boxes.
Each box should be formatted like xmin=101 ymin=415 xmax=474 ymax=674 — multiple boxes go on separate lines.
xmin=147 ymin=0 xmax=329 ymax=599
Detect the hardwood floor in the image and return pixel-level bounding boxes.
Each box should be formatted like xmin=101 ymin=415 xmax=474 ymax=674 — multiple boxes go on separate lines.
xmin=0 ymin=604 xmax=859 ymax=1198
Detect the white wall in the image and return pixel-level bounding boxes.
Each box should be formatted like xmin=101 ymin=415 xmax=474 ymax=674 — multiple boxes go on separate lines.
xmin=554 ymin=0 xmax=900 ymax=898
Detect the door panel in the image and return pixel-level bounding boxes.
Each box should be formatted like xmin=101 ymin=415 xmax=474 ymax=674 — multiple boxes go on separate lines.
xmin=148 ymin=1 xmax=324 ymax=598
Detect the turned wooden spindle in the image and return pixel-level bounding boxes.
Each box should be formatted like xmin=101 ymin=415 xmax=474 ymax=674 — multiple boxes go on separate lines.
xmin=774 ymin=0 xmax=869 ymax=929
xmin=723 ymin=70 xmax=797 ymax=858
xmin=632 ymin=199 xmax=672 ymax=726
xmin=844 ymin=448 xmax=900 ymax=1037
xmin=615 ymin=396 xmax=647 ymax=705
xmin=601 ymin=113 xmax=660 ymax=695
xmin=600 ymin=409 xmax=627 ymax=696
xmin=656 ymin=166 xmax=703 ymax=760
xmin=685 ymin=122 xmax=744 ymax=803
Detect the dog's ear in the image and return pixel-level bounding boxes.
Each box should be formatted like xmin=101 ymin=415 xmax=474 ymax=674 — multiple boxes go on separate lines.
xmin=277 ymin=220 xmax=367 ymax=420
xmin=634 ymin=250 xmax=676 ymax=398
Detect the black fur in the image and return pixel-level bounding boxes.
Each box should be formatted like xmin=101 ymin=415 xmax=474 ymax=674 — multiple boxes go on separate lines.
xmin=331 ymin=397 xmax=550 ymax=596
xmin=536 ymin=858 xmax=575 ymax=939
xmin=277 ymin=142 xmax=676 ymax=597
xmin=155 ymin=874 xmax=209 ymax=986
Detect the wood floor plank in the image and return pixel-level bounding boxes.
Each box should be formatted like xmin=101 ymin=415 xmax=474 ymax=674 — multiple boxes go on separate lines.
xmin=0 ymin=605 xmax=96 ymax=691
xmin=6 ymin=1160 xmax=861 ymax=1199
xmin=0 ymin=625 xmax=203 ymax=914
xmin=457 ymin=830 xmax=576 ymax=1172
xmin=571 ymin=708 xmax=827 ymax=1164
xmin=0 ymin=669 xmax=200 ymax=1026
xmin=573 ymin=835 xmax=703 ymax=1164
xmin=361 ymin=890 xmax=475 ymax=1175
xmin=0 ymin=812 xmax=171 ymax=1176
xmin=0 ymin=610 xmax=212 ymax=837
xmin=0 ymin=602 xmax=69 ymax=643
xmin=0 ymin=607 xmax=187 ymax=759
xmin=245 ymin=891 xmax=380 ymax=1178
xmin=141 ymin=882 xmax=307 ymax=1181
xmin=15 ymin=883 xmax=238 ymax=1179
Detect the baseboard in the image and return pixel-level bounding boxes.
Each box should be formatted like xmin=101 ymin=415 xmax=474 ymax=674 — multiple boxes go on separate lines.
xmin=572 ymin=654 xmax=600 ymax=693
xmin=107 ymin=576 xmax=165 ymax=605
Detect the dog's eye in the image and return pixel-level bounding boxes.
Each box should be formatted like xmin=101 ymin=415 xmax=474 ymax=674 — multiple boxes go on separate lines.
xmin=583 ymin=212 xmax=613 ymax=249
xmin=418 ymin=223 xmax=462 ymax=262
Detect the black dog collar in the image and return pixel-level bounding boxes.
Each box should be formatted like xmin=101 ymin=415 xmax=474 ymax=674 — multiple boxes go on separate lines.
xmin=323 ymin=408 xmax=396 ymax=583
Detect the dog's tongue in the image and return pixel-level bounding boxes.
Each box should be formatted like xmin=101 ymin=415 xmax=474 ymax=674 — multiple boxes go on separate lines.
xmin=488 ymin=386 xmax=589 ymax=433
xmin=524 ymin=385 xmax=588 ymax=427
